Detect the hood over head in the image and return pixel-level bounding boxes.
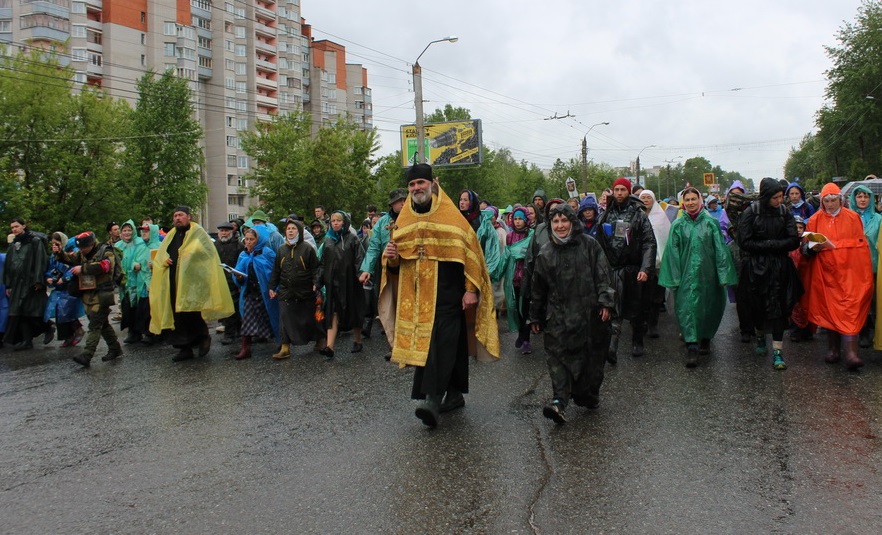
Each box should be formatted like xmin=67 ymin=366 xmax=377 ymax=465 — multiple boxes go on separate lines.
xmin=546 ymin=203 xmax=580 ymax=244
xmin=727 ymin=180 xmax=747 ymax=195
xmin=759 ymin=177 xmax=785 ymax=205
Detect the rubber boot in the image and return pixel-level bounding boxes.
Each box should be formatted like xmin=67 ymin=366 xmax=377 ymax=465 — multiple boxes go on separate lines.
xmin=825 ymin=331 xmax=841 ymax=364
xmin=415 ymin=394 xmax=443 ymax=428
xmin=362 ymin=317 xmax=373 ymax=339
xmin=272 ymin=343 xmax=291 ymax=359
xmin=843 ymin=335 xmax=864 ymax=371
xmin=685 ymin=344 xmax=699 ymax=368
xmin=440 ymin=390 xmax=465 ymax=413
xmin=632 ymin=332 xmax=644 ymax=357
xmin=234 ymin=335 xmax=252 ymax=360
xmin=607 ymin=320 xmax=621 ymax=365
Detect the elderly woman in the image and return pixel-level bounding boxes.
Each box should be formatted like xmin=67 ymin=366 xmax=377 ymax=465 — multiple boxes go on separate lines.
xmin=116 ymin=220 xmax=151 ymax=344
xmin=232 ymin=225 xmax=279 ymax=360
xmin=268 ymin=219 xmax=320 ymax=359
xmin=659 ymin=187 xmax=738 ymax=367
xmin=802 ymin=183 xmax=873 ymax=370
xmin=319 ymin=211 xmax=365 ymax=359
xmin=639 ymin=190 xmax=671 ymax=338
xmin=737 ymin=178 xmax=803 ymax=370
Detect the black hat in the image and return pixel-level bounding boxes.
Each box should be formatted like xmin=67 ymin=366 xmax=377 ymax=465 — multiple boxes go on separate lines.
xmin=217 ymin=221 xmax=234 ymax=230
xmin=405 ymin=163 xmax=433 ymax=184
xmin=287 ymin=213 xmax=302 ymax=221
xmin=75 ymin=231 xmax=96 ymax=249
xmin=173 ymin=205 xmax=191 ymax=216
xmin=388 ymin=188 xmax=408 ymax=205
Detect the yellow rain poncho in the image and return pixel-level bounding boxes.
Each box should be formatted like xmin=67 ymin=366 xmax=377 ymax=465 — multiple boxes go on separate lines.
xmin=149 ymin=222 xmax=234 ymax=334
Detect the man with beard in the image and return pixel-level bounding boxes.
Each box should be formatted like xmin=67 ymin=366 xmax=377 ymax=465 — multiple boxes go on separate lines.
xmin=215 ymin=221 xmax=245 ymax=345
xmin=149 ymin=206 xmax=233 ymax=361
xmin=380 ymin=164 xmax=499 ymax=428
xmin=595 ymin=178 xmax=657 ymax=363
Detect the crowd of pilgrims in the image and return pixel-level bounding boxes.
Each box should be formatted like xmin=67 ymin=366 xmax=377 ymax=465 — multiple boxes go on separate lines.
xmin=2 ymin=176 xmax=881 ymax=381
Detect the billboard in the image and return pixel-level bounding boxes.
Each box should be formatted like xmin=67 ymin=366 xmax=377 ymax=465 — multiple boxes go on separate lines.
xmin=400 ymin=119 xmax=483 ymax=168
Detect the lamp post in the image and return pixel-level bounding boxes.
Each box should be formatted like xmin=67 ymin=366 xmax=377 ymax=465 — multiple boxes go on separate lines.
xmin=413 ymin=36 xmax=458 ymax=164
xmin=663 ymin=156 xmax=683 ymax=199
xmin=581 ymin=121 xmax=609 ymax=192
xmin=635 ymin=144 xmax=656 ymax=188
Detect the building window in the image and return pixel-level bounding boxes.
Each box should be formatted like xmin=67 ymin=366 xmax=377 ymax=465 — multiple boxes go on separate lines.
xmin=198 ymin=56 xmax=212 ymax=69
xmin=164 ymin=42 xmax=176 ymax=57
xmin=191 ymin=0 xmax=211 ymax=10
xmin=197 ymin=36 xmax=211 ymax=49
xmin=71 ymin=48 xmax=87 ymax=62
xmin=181 ymin=26 xmax=195 ymax=40
xmin=278 ymin=57 xmax=288 ymax=69
xmin=71 ymin=24 xmax=86 ymax=38
xmin=71 ymin=2 xmax=86 ymax=14
xmin=228 ymin=195 xmax=244 ymax=207
xmin=226 ymin=135 xmax=238 ymax=147
xmin=354 ymin=86 xmax=362 ymax=95
xmin=225 ymin=77 xmax=235 ymax=90
xmin=234 ymin=44 xmax=246 ymax=57
xmin=235 ymin=26 xmax=245 ymax=39
xmin=225 ymin=58 xmax=234 ymax=71
xmin=328 ymin=89 xmax=336 ymax=100
xmin=235 ymin=63 xmax=246 ymax=75
xmin=89 ymin=52 xmax=102 ymax=67
xmin=164 ymin=22 xmax=177 ymax=36
xmin=141 ymin=55 xmax=146 ymax=66
xmin=237 ymin=118 xmax=247 ymax=130
xmin=237 ymin=156 xmax=248 ymax=169
xmin=141 ymin=33 xmax=146 ymax=45
xmin=236 ymin=100 xmax=246 ymax=112
xmin=235 ymin=82 xmax=246 ymax=94
xmin=226 ymin=116 xmax=235 ymax=128
xmin=141 ymin=12 xmax=146 ymax=24
xmin=193 ymin=17 xmax=211 ymax=30
xmin=224 ymin=39 xmax=233 ymax=52
xmin=227 ymin=155 xmax=237 ymax=167
xmin=20 ymin=14 xmax=70 ymax=32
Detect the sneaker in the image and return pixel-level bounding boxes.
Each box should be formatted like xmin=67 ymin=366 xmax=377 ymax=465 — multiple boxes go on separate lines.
xmin=755 ymin=336 xmax=767 ymax=355
xmin=542 ymin=400 xmax=567 ymax=425
xmin=773 ymin=349 xmax=787 ymax=370
xmin=215 ymin=325 xmax=225 ymax=333
xmin=43 ymin=323 xmax=55 ymax=344
xmin=521 ymin=341 xmax=532 ymax=354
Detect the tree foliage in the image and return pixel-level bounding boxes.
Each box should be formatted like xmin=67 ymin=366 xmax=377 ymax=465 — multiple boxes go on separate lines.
xmin=126 ymin=70 xmax=205 ymax=222
xmin=242 ymin=111 xmax=380 ymax=221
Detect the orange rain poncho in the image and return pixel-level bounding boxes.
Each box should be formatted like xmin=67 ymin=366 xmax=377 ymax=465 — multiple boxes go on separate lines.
xmin=800 ymin=183 xmax=872 ymax=336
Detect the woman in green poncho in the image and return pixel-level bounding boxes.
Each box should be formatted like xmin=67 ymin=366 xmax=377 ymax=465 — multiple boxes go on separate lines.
xmin=848 ymin=184 xmax=881 ymax=347
xmin=116 ymin=220 xmax=151 ymax=344
xmin=659 ymin=187 xmax=738 ymax=368
xmin=503 ymin=205 xmax=534 ymax=353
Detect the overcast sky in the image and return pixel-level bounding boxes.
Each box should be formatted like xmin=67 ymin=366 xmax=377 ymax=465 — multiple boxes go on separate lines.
xmin=303 ymin=0 xmax=864 ymax=183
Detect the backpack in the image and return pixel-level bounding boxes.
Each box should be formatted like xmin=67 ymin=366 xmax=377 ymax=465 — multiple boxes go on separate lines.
xmin=98 ymin=244 xmax=125 ymax=288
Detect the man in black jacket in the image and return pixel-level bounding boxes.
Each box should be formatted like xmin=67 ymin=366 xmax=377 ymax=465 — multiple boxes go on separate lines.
xmin=595 ymin=178 xmax=657 ymax=363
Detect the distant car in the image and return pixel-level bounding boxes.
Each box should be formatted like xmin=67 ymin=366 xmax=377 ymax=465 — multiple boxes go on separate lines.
xmin=840 ymin=176 xmax=882 ymax=209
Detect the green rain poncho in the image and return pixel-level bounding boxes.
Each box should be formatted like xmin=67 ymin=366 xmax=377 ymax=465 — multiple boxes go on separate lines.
xmin=658 ymin=209 xmax=738 ymax=342
xmin=502 ymin=228 xmax=533 ymax=332
xmin=115 ymin=220 xmax=150 ymax=304
xmin=848 ymin=184 xmax=882 ymax=273
xmin=478 ymin=210 xmax=504 ymax=283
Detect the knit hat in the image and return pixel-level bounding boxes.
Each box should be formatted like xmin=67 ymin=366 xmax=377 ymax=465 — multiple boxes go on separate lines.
xmin=612 ymin=177 xmax=632 ymax=193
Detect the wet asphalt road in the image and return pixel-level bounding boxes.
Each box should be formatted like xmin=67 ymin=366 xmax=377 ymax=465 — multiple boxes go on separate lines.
xmin=1 ymin=304 xmax=882 ymax=534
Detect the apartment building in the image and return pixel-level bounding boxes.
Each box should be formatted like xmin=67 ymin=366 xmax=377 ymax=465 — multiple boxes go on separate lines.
xmin=0 ymin=0 xmax=372 ymax=224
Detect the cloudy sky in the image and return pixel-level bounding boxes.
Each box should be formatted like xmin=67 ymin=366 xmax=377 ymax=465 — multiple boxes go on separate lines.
xmin=303 ymin=0 xmax=864 ymax=182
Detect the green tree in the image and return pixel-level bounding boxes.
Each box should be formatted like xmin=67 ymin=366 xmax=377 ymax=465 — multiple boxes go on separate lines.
xmin=0 ymin=50 xmax=129 ymax=235
xmin=125 ymin=70 xmax=205 ymax=222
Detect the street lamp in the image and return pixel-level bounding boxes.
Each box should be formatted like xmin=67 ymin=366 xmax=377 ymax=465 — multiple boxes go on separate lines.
xmin=635 ymin=144 xmax=656 ymax=188
xmin=581 ymin=121 xmax=609 ymax=192
xmin=413 ymin=36 xmax=458 ymax=164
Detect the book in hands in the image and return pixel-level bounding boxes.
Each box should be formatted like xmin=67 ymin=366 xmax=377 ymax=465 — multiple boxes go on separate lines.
xmin=220 ymin=263 xmax=246 ymax=277
xmin=802 ymin=232 xmax=835 ymax=251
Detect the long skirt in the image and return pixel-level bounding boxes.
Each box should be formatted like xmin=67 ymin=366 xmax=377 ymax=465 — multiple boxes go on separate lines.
xmin=278 ymin=297 xmax=317 ymax=345
xmin=241 ymin=294 xmax=273 ymax=339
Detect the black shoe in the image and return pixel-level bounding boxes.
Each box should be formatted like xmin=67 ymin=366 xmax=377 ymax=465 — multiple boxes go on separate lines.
xmin=123 ymin=334 xmax=142 ymax=344
xmin=73 ymin=353 xmax=92 ymax=367
xmin=632 ymin=344 xmax=644 ymax=357
xmin=606 ymin=348 xmax=617 ymax=366
xmin=698 ymin=338 xmax=710 ymax=355
xmin=319 ymin=347 xmax=335 ymax=360
xmin=542 ymin=400 xmax=567 ymax=424
xmin=647 ymin=325 xmax=659 ymax=339
xmin=141 ymin=335 xmax=156 ymax=347
xmin=172 ymin=348 xmax=194 ymax=362
xmin=415 ymin=395 xmax=441 ymax=428
xmin=198 ymin=336 xmax=211 ymax=357
xmin=740 ymin=332 xmax=752 ymax=343
xmin=351 ymin=342 xmax=363 ymax=353
xmin=220 ymin=335 xmax=237 ymax=346
xmin=43 ymin=323 xmax=55 ymax=344
xmin=440 ymin=391 xmax=465 ymax=413
xmin=685 ymin=345 xmax=699 ymax=368
xmin=101 ymin=348 xmax=122 ymax=362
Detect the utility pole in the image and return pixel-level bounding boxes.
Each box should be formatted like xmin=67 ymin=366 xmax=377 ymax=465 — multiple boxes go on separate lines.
xmin=412 ymin=37 xmax=458 ymax=164
xmin=581 ymin=121 xmax=609 ymax=191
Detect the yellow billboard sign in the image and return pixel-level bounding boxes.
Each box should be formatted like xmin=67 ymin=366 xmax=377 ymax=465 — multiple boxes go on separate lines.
xmin=400 ymin=119 xmax=483 ymax=167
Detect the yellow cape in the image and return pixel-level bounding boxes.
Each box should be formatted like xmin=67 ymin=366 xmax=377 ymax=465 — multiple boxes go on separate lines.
xmin=149 ymin=222 xmax=234 ymax=334
xmin=378 ymin=186 xmax=500 ymax=367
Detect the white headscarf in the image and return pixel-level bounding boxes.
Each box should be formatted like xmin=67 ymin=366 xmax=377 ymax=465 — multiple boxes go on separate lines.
xmin=640 ymin=189 xmax=671 ymax=268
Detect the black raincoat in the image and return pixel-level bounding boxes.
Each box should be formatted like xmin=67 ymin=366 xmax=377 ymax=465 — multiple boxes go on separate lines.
xmin=319 ymin=214 xmax=366 ymax=331
xmin=736 ymin=177 xmax=803 ymax=324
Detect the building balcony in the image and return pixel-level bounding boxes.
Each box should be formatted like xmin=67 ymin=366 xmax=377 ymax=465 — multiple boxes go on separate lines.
xmin=254 ymin=5 xmax=275 ymax=22
xmin=255 ymin=40 xmax=276 ymax=55
xmin=198 ymin=66 xmax=212 ymax=80
xmin=84 ymin=0 xmax=103 ymax=8
xmin=86 ymin=18 xmax=101 ymax=31
xmin=255 ymin=76 xmax=277 ymax=90
xmin=256 ymin=112 xmax=273 ymax=123
xmin=255 ymin=22 xmax=276 ymax=39
xmin=255 ymin=59 xmax=276 ymax=72
xmin=25 ymin=26 xmax=70 ymax=43
xmin=256 ymin=93 xmax=277 ymax=107
xmin=26 ymin=1 xmax=69 ymax=18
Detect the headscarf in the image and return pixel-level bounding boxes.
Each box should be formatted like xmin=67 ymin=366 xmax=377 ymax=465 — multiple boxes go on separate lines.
xmin=681 ymin=187 xmax=704 ymax=219
xmin=325 ymin=211 xmax=350 ymax=243
xmin=547 ymin=203 xmax=579 ymax=246
xmin=141 ymin=224 xmax=161 ymax=250
xmin=117 ymin=219 xmax=150 ymax=301
xmin=234 ymin=225 xmax=279 ymax=339
xmin=459 ymin=189 xmax=482 ymax=230
xmin=640 ymin=190 xmax=671 ymax=267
